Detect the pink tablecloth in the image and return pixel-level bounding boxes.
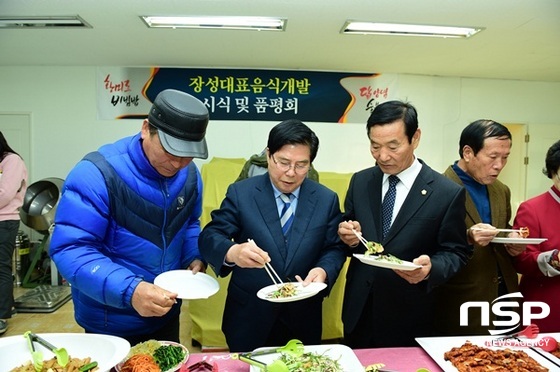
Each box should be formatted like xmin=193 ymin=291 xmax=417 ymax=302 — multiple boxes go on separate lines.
xmin=181 ymin=347 xmax=443 ymax=371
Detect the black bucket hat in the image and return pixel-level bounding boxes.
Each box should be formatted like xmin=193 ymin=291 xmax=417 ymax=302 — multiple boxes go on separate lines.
xmin=148 ymin=89 xmax=209 ymax=158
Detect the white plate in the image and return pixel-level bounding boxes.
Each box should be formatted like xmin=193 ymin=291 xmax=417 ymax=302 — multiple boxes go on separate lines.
xmin=416 ymin=334 xmax=560 ymax=372
xmin=248 ymin=344 xmax=363 ymax=371
xmin=353 ymin=253 xmax=422 ymax=271
xmin=257 ymin=282 xmax=327 ymax=303
xmin=531 ymin=333 xmax=560 ymax=367
xmin=154 ymin=270 xmax=219 ymax=299
xmin=492 ymin=237 xmax=548 ymax=244
xmin=0 ymin=333 xmax=130 ymax=372
xmin=115 ymin=340 xmax=189 ymax=372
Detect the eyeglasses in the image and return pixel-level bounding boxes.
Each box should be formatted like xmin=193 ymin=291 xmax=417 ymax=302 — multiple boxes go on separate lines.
xmin=270 ymin=154 xmax=310 ymax=174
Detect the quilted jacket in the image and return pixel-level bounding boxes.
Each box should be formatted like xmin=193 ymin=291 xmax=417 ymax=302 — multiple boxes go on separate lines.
xmin=50 ymin=133 xmax=203 ymax=336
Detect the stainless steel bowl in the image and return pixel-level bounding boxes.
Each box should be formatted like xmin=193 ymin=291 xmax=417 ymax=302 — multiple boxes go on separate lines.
xmin=19 ymin=177 xmax=65 ymax=234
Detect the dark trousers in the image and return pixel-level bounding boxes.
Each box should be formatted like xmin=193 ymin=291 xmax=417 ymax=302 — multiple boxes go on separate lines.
xmin=343 ymin=291 xmax=375 ymax=349
xmin=263 ymin=316 xmax=321 ymax=348
xmin=0 ymin=220 xmax=19 ymax=319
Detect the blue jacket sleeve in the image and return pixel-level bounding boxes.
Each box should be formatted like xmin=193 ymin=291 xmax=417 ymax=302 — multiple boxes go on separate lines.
xmin=49 ymin=161 xmax=141 ymax=309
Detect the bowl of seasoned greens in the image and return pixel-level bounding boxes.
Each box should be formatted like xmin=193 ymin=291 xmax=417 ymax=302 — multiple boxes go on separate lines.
xmin=116 ymin=340 xmax=189 ymax=372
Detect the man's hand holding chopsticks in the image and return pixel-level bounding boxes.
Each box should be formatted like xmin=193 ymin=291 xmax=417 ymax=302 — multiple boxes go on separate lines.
xmin=225 ymin=240 xmax=270 ymax=268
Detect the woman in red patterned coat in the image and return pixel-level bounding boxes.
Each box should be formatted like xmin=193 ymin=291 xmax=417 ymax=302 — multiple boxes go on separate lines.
xmin=514 ymin=139 xmax=560 ymax=332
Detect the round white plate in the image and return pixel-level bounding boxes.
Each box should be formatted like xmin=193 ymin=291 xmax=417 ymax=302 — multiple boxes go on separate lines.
xmin=248 ymin=344 xmax=363 ymax=371
xmin=0 ymin=333 xmax=130 ymax=372
xmin=154 ymin=270 xmax=219 ymax=299
xmin=491 ymin=237 xmax=548 ymax=244
xmin=115 ymin=340 xmax=189 ymax=372
xmin=257 ymin=282 xmax=327 ymax=303
xmin=353 ymin=253 xmax=422 ymax=271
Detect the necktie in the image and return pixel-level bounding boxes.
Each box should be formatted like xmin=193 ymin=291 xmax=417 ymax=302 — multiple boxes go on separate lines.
xmin=382 ymin=175 xmax=399 ymax=239
xmin=279 ymin=193 xmax=294 ymax=236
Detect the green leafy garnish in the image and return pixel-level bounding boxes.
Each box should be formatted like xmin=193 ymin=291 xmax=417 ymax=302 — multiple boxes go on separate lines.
xmin=153 ymin=344 xmax=185 ymax=371
xmin=79 ymin=361 xmax=98 ymax=372
xmin=278 ymin=351 xmax=342 ymax=371
xmin=375 ymin=254 xmax=402 ymax=264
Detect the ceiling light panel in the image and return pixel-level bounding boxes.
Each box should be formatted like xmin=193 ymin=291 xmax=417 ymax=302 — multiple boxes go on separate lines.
xmin=342 ymin=21 xmax=483 ymax=38
xmin=0 ymin=16 xmax=91 ymax=28
xmin=140 ymin=16 xmax=286 ymax=31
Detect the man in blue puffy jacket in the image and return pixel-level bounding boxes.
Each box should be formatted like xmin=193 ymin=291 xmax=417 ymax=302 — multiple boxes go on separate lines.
xmin=50 ymin=89 xmax=208 ymax=345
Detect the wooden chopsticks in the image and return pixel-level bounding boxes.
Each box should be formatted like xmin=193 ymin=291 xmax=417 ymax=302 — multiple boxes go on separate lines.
xmin=248 ymin=239 xmax=284 ymax=286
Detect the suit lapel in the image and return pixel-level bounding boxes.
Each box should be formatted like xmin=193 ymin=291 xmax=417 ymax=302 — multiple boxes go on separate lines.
xmin=285 ymin=180 xmax=317 ymax=268
xmin=385 ymin=163 xmax=432 ymax=243
xmin=254 ymin=177 xmax=287 ymax=260
xmin=370 ymin=167 xmax=384 ymax=241
xmin=445 ymin=166 xmax=480 ymax=224
xmin=488 ymin=182 xmax=506 ymax=227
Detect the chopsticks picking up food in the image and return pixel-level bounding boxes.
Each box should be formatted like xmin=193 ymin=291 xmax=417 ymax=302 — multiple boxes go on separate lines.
xmin=471 ymin=228 xmax=519 ymax=232
xmin=248 ymin=239 xmax=284 ymax=286
xmin=264 ymin=262 xmax=284 ymax=287
xmin=352 ymin=228 xmax=369 ymax=247
xmin=352 ymin=229 xmax=384 ymax=256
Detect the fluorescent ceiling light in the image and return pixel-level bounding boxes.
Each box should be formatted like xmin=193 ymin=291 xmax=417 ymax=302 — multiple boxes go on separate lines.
xmin=0 ymin=16 xmax=91 ymax=28
xmin=140 ymin=16 xmax=286 ymax=31
xmin=342 ymin=21 xmax=483 ymax=38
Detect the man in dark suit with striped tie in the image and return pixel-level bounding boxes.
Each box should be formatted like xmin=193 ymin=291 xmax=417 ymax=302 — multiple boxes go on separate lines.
xmin=338 ymin=100 xmax=472 ymax=348
xmin=199 ymin=119 xmax=346 ymax=352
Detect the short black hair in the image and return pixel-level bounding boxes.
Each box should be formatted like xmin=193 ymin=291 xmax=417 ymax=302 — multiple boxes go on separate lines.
xmin=543 ymin=139 xmax=560 ymax=178
xmin=458 ymin=119 xmax=512 ymax=158
xmin=366 ymin=100 xmax=418 ymax=143
xmin=267 ymin=119 xmax=319 ymax=162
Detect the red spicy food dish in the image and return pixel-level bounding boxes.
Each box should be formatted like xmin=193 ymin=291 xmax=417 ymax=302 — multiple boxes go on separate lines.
xmin=444 ymin=341 xmax=548 ymax=372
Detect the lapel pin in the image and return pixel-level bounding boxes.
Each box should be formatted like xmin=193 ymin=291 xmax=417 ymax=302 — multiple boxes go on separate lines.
xmin=421 ymin=189 xmax=427 ymax=195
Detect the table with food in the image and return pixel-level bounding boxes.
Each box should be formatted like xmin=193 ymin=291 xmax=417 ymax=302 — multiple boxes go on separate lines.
xmin=3 ymin=231 xmax=559 ymax=372
xmin=3 ymin=331 xmax=560 ymax=371
xmin=181 ymin=345 xmax=441 ymax=371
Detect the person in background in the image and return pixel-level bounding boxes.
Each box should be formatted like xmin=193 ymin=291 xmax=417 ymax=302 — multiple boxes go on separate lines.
xmin=235 ymin=147 xmax=320 ymax=182
xmin=434 ymin=119 xmax=526 ymax=336
xmin=338 ymin=100 xmax=470 ymax=348
xmin=513 ymin=139 xmax=560 ymax=332
xmin=0 ymin=131 xmax=28 ymax=336
xmin=199 ymin=119 xmax=346 ymax=352
xmin=50 ymin=89 xmax=208 ymax=345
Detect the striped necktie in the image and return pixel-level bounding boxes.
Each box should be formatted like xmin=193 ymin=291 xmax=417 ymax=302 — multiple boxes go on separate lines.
xmin=382 ymin=175 xmax=399 ymax=239
xmin=279 ymin=193 xmax=294 ymax=236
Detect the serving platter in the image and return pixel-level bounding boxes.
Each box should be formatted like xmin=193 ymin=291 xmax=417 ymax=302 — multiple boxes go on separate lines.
xmin=256 ymin=282 xmax=327 ymax=303
xmin=416 ymin=334 xmax=560 ymax=372
xmin=154 ymin=270 xmax=219 ymax=299
xmin=0 ymin=333 xmax=130 ymax=372
xmin=531 ymin=333 xmax=560 ymax=367
xmin=248 ymin=344 xmax=363 ymax=371
xmin=353 ymin=253 xmax=422 ymax=271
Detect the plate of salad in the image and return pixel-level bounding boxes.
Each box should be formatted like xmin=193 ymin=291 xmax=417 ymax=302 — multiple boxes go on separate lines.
xmin=353 ymin=253 xmax=422 ymax=271
xmin=256 ymin=282 xmax=327 ymax=303
xmin=248 ymin=344 xmax=362 ymax=371
xmin=115 ymin=340 xmax=189 ymax=372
